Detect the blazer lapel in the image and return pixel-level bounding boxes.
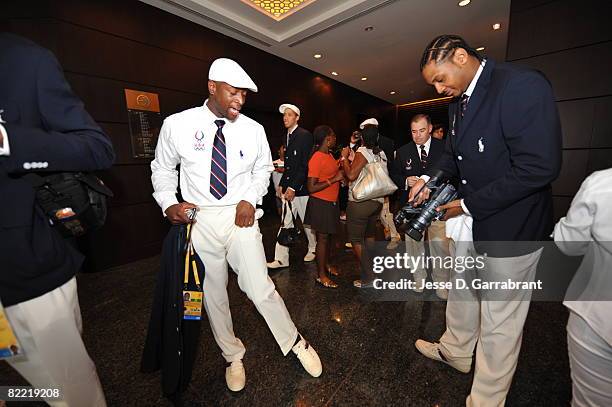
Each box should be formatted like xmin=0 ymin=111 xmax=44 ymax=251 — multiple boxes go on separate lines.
xmin=457 ymin=59 xmax=495 ymax=141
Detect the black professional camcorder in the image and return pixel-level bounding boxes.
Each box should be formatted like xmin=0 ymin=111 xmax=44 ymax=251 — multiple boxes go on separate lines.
xmin=395 ymin=170 xmax=458 ymax=241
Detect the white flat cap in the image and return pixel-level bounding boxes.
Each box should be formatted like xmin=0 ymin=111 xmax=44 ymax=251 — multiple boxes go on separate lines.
xmin=208 ymin=58 xmax=258 ymax=92
xmin=279 ymin=103 xmax=300 ymax=116
xmin=359 ymin=118 xmax=379 ymax=129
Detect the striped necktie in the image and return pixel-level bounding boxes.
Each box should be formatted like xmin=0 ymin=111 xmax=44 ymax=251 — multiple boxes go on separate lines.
xmin=210 ymin=119 xmax=227 ymax=199
xmin=460 ymin=94 xmax=469 ymax=118
xmin=420 ymin=145 xmax=428 ymax=169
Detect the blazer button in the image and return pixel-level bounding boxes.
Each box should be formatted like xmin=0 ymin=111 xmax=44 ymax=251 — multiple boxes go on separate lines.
xmin=457 ymin=155 xmax=463 ymax=161
xmin=461 ymin=179 xmax=467 ymax=185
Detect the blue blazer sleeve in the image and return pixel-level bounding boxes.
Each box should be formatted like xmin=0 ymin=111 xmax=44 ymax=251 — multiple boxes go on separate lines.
xmin=1 ymin=49 xmax=115 ymax=173
xmin=463 ymin=72 xmax=562 ymax=220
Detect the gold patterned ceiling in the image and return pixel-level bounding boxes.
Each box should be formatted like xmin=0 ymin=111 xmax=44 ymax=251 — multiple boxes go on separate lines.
xmin=240 ymin=0 xmax=317 ymax=21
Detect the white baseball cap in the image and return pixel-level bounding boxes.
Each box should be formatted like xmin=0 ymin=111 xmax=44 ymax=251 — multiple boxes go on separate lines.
xmin=279 ymin=103 xmax=300 ymax=116
xmin=359 ymin=118 xmax=379 ymax=129
xmin=208 ymin=58 xmax=258 ymax=92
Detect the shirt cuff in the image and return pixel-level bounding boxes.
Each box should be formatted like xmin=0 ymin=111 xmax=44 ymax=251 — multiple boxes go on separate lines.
xmin=0 ymin=124 xmax=10 ymax=156
xmin=419 ymin=174 xmax=431 ymax=183
xmin=460 ymin=198 xmax=471 ymax=215
xmin=287 ymin=187 xmax=295 ymax=193
xmin=159 ymin=196 xmax=180 ymax=216
xmin=243 ymin=189 xmax=259 ymax=209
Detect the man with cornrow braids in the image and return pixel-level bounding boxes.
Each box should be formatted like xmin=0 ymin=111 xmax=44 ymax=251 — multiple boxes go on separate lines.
xmin=409 ymin=35 xmax=562 ymax=406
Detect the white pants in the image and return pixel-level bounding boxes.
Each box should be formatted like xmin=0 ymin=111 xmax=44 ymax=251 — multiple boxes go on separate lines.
xmin=380 ymin=196 xmax=400 ymax=240
xmin=567 ymin=311 xmax=612 ymax=407
xmin=273 ymin=195 xmax=316 ymax=264
xmin=4 ymin=277 xmax=106 ymax=407
xmin=405 ymin=220 xmax=451 ymax=286
xmin=192 ymin=205 xmax=298 ymax=362
xmin=440 ymin=243 xmax=542 ymax=407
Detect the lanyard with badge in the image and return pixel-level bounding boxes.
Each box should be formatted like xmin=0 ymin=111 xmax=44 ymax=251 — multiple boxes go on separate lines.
xmin=182 ymin=208 xmax=203 ymax=320
xmin=0 ymin=299 xmax=22 ymax=359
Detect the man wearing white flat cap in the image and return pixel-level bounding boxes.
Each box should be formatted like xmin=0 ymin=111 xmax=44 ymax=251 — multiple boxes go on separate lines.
xmin=151 ymin=58 xmax=322 ymax=392
xmin=267 ymin=103 xmax=316 ymax=269
xmin=359 ymin=118 xmax=401 ymax=249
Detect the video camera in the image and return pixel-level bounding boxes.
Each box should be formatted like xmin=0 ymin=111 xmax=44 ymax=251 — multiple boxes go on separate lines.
xmin=395 ymin=170 xmax=458 ymax=241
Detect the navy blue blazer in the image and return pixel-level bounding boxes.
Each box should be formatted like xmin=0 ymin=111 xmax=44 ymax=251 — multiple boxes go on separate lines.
xmin=0 ymin=33 xmax=115 ymax=306
xmin=280 ymin=125 xmax=313 ymax=197
xmin=429 ymin=59 xmax=562 ymax=243
xmin=391 ymin=137 xmax=445 ymax=205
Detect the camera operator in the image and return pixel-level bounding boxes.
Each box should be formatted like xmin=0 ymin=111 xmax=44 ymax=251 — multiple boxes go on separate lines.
xmin=391 ymin=114 xmax=450 ymax=298
xmin=409 ymin=35 xmax=561 ymax=406
xmin=0 ymin=33 xmax=113 ymax=405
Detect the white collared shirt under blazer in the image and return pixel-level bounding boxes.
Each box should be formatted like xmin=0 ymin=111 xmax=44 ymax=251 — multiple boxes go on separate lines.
xmin=151 ymin=101 xmax=274 ymax=212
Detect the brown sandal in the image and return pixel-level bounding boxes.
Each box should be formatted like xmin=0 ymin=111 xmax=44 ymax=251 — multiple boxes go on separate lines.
xmin=316 ymin=277 xmax=338 ymax=288
xmin=327 ymin=265 xmax=340 ymax=276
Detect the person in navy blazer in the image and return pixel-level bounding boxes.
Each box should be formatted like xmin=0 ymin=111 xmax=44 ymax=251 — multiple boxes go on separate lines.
xmin=0 ymin=32 xmax=113 ymax=406
xmin=410 ymin=35 xmax=562 ymax=407
xmin=268 ymin=104 xmax=316 ymax=268
xmin=391 ymin=114 xmax=445 ymax=206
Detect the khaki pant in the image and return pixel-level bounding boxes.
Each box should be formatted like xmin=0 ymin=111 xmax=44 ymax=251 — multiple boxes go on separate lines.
xmin=273 ymin=195 xmax=316 ymax=264
xmin=404 ymin=220 xmax=451 ymax=287
xmin=192 ymin=205 xmax=299 ymax=362
xmin=5 ymin=277 xmax=106 ymax=407
xmin=441 ymin=242 xmax=543 ymax=407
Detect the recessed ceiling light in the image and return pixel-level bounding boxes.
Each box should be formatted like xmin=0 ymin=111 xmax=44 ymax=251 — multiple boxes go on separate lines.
xmin=476 ymin=46 xmax=485 ymax=51
xmin=492 ymin=23 xmax=501 ymax=30
xmin=331 ymin=71 xmax=338 ymax=76
xmin=458 ymin=0 xmax=471 ymax=6
xmin=361 ymin=77 xmax=368 ymax=81
xmin=313 ymin=53 xmax=322 ymax=59
xmin=364 ymin=26 xmax=375 ymax=32
xmin=390 ymin=91 xmax=396 ymax=95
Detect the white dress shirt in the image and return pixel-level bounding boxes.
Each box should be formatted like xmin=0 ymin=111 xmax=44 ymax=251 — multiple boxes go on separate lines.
xmin=554 ymin=168 xmax=612 ymax=346
xmin=458 ymin=60 xmax=485 ymax=215
xmin=0 ymin=123 xmax=10 ymax=156
xmin=151 ymin=100 xmax=274 ymax=213
xmin=286 ymin=124 xmax=298 ymax=147
xmin=407 ymin=137 xmax=432 ymax=189
xmin=416 ymin=136 xmax=431 ymax=160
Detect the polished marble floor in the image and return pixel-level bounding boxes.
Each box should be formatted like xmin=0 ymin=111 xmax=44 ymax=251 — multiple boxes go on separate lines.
xmin=0 ymin=215 xmax=571 ymax=406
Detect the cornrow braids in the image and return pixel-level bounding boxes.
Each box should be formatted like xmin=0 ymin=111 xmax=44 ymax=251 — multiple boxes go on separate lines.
xmin=420 ymin=34 xmax=484 ymax=71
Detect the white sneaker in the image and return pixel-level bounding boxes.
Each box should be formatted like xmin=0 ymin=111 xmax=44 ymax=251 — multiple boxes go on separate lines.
xmin=303 ymin=252 xmax=316 ymax=262
xmin=267 ymin=260 xmax=288 ymax=269
xmin=225 ymin=360 xmax=246 ymax=391
xmin=414 ymin=340 xmax=471 ymax=373
xmin=292 ymin=336 xmax=322 ymax=377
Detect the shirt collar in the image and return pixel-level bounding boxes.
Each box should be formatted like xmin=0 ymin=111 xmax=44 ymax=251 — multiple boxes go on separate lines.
xmin=287 ymin=124 xmax=298 ymax=135
xmin=464 ymin=59 xmax=486 ymax=98
xmin=202 ymin=99 xmax=228 ymax=125
xmin=417 ymin=136 xmax=431 ymax=150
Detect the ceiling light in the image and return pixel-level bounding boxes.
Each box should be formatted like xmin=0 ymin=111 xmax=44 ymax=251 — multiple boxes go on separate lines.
xmin=458 ymin=0 xmax=471 ymax=6
xmin=390 ymin=91 xmax=396 ymax=95
xmin=476 ymin=46 xmax=485 ymax=51
xmin=364 ymin=26 xmax=375 ymax=32
xmin=313 ymin=53 xmax=322 ymax=59
xmin=492 ymin=23 xmax=501 ymax=30
xmin=331 ymin=71 xmax=338 ymax=76
xmin=361 ymin=77 xmax=368 ymax=81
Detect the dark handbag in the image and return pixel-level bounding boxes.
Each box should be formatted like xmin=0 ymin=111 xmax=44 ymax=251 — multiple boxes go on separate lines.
xmin=277 ymin=200 xmax=302 ymax=247
xmin=24 ymin=172 xmax=114 ymax=238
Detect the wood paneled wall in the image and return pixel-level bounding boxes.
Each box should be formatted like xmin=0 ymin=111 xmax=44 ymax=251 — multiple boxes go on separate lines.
xmin=507 ymin=0 xmax=612 ymax=220
xmin=5 ymin=0 xmax=393 ymax=271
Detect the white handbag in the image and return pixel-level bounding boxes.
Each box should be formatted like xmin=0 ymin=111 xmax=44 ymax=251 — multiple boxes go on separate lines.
xmin=351 ymin=154 xmax=398 ymax=202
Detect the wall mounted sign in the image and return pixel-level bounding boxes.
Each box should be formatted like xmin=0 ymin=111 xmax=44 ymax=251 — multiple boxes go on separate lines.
xmin=124 ymin=89 xmax=161 ymax=158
